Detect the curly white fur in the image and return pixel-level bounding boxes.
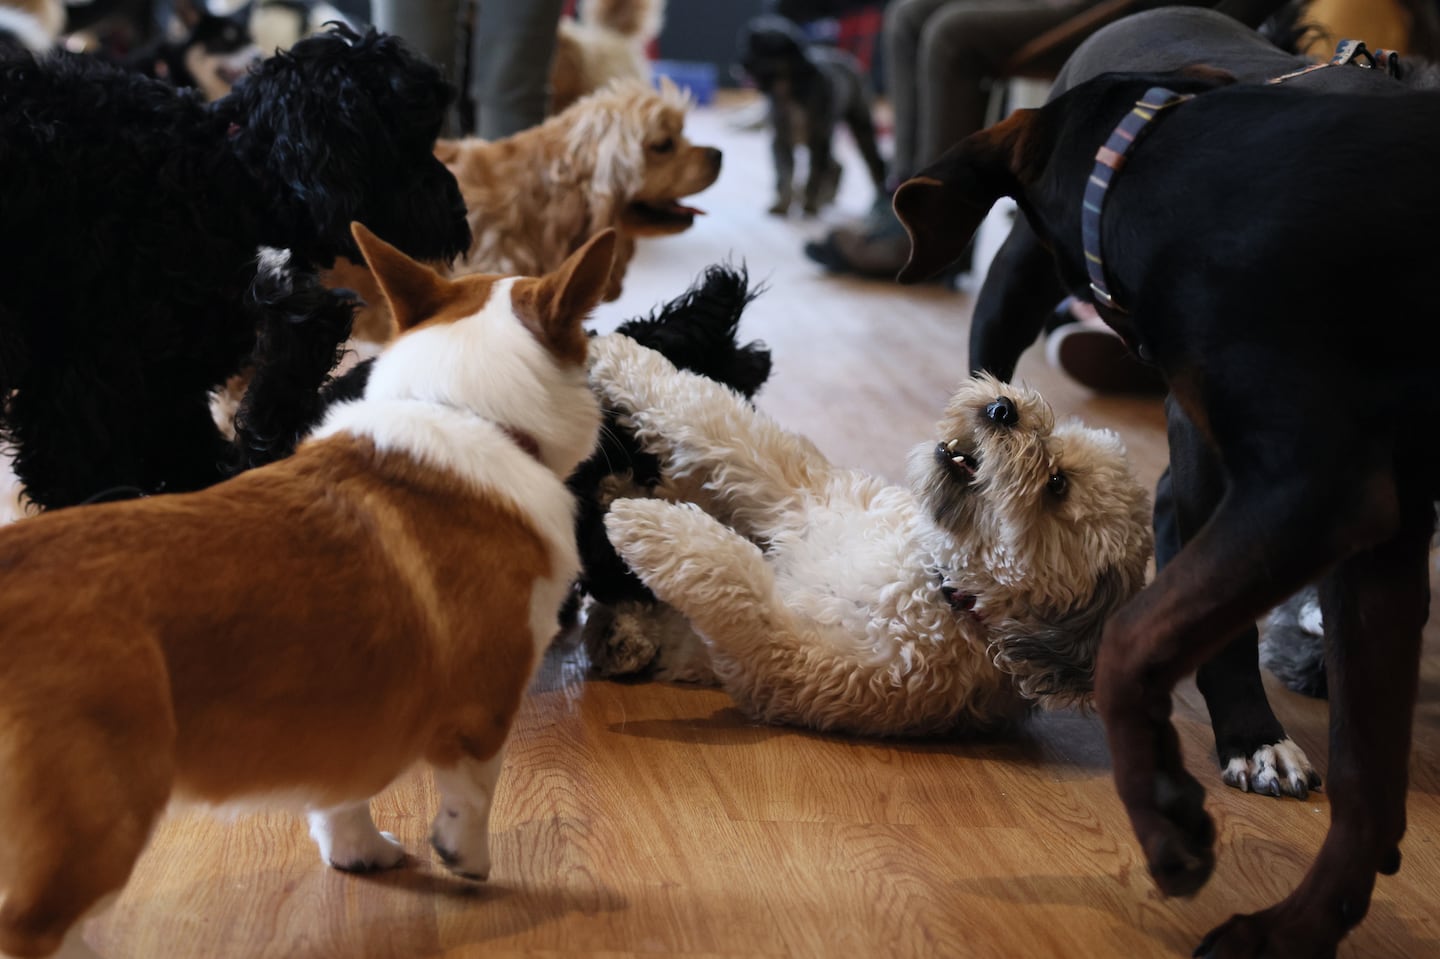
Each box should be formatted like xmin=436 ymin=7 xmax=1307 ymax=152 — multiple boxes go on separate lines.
xmin=588 ymin=334 xmax=1154 ymax=737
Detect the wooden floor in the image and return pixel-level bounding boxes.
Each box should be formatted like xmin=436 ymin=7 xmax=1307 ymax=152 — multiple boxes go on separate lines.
xmin=88 ymin=96 xmax=1440 ymax=958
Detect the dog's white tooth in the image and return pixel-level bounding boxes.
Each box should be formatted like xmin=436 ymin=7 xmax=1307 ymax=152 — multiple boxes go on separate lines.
xmin=944 ymin=439 xmax=961 ymax=454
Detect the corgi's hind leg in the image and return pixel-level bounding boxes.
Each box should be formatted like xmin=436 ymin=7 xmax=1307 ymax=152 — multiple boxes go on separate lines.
xmin=0 ymin=716 xmax=171 ymax=958
xmin=429 ymin=752 xmax=505 ymax=882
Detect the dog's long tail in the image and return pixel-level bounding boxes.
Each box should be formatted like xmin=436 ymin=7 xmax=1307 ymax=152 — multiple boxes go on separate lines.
xmin=576 ymin=0 xmax=665 ymax=42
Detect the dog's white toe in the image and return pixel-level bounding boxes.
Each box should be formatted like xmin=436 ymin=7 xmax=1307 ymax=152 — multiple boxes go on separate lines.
xmin=1222 ymin=737 xmax=1321 ymax=798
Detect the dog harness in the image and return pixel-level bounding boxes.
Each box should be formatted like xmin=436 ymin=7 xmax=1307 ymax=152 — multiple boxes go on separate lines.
xmin=1082 ymin=87 xmax=1192 ymax=313
xmin=1082 ymin=40 xmax=1401 ymax=314
xmin=1268 ymin=38 xmax=1401 ymax=84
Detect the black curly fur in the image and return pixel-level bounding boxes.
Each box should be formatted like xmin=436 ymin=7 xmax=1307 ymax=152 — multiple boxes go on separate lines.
xmin=565 ymin=264 xmax=770 ymax=620
xmin=0 ymin=26 xmax=471 ymax=510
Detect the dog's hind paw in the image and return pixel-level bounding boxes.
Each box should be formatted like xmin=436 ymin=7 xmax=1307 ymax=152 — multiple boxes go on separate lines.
xmin=1221 ymin=738 xmax=1321 ymax=799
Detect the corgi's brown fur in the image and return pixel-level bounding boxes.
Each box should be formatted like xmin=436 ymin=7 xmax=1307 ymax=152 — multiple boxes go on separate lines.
xmin=0 ymin=225 xmax=614 ymax=958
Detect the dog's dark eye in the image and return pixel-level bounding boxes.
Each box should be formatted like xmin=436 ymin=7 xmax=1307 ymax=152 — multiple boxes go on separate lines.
xmin=1047 ymin=472 xmax=1069 ymax=498
xmin=650 ymin=137 xmax=675 ymax=154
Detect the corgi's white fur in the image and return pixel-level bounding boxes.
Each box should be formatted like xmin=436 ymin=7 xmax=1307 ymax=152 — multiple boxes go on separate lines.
xmin=0 ymin=224 xmax=614 ymax=959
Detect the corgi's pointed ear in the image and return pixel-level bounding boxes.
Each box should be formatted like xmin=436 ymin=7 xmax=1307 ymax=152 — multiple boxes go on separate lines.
xmin=895 ymin=108 xmax=1039 ymax=284
xmin=349 ymin=222 xmax=450 ymax=333
xmin=515 ymin=229 xmax=617 ymax=362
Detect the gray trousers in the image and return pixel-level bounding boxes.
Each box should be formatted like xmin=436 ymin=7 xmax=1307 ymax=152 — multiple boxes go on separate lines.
xmin=372 ymin=0 xmax=566 ymax=139
xmin=883 ymin=0 xmax=1097 ymax=181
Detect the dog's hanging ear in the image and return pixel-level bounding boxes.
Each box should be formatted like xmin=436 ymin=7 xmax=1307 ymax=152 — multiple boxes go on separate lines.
xmin=894 ymin=108 xmax=1041 ymax=284
xmin=985 ymin=566 xmax=1139 ymax=710
xmin=515 ymin=230 xmax=618 ymax=362
xmin=349 ymin=222 xmax=451 ymax=334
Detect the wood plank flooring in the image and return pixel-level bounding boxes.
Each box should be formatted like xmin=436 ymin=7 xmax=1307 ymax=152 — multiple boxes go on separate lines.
xmin=85 ymin=95 xmax=1440 ymax=958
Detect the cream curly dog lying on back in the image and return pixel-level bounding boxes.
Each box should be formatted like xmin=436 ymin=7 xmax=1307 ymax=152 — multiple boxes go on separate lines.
xmin=586 ymin=333 xmax=1154 ymax=736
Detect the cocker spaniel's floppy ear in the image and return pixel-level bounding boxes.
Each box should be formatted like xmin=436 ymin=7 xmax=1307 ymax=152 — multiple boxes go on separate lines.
xmin=566 ymin=85 xmax=650 ymax=228
xmin=984 ymin=566 xmax=1138 ymax=709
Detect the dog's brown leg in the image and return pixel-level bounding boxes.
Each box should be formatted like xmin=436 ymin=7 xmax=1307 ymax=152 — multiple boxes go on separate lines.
xmin=1194 ymin=495 xmax=1432 ymax=958
xmin=1095 ymin=471 xmax=1398 ymax=898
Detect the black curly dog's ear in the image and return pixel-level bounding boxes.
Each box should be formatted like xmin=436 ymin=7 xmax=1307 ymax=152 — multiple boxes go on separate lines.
xmin=217 ymin=26 xmax=470 ymax=269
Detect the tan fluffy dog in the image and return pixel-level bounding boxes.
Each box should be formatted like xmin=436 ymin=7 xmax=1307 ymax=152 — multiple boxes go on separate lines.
xmin=328 ymin=78 xmax=719 ymax=346
xmin=0 ymin=225 xmax=613 ymax=959
xmin=439 ymin=78 xmax=720 ymax=299
xmin=588 ymin=334 xmax=1154 ymax=737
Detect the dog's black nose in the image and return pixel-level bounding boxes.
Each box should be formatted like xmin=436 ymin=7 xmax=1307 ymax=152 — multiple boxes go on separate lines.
xmin=706 ymin=147 xmax=723 ymax=171
xmin=985 ymin=397 xmax=1018 ymax=427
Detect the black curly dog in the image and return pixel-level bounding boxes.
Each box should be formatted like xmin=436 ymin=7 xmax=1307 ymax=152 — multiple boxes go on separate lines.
xmin=736 ymin=14 xmax=886 ymax=216
xmin=0 ymin=25 xmax=470 ymax=511
xmin=894 ymin=46 xmax=1440 ymax=959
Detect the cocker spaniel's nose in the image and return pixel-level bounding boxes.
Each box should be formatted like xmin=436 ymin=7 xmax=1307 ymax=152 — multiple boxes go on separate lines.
xmin=985 ymin=397 xmax=1018 ymax=428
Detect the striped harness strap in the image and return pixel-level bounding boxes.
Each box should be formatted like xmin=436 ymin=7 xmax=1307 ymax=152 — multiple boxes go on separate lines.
xmin=1269 ymin=38 xmax=1402 ymax=85
xmin=1082 ymin=87 xmax=1192 ymax=314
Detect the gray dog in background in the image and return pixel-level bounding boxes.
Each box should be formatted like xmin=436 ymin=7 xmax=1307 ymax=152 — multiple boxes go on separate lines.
xmin=735 ymin=14 xmax=887 ymax=216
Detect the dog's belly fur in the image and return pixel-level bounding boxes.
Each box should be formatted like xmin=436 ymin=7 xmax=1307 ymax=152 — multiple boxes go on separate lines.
xmin=771 ymin=489 xmax=922 ymax=639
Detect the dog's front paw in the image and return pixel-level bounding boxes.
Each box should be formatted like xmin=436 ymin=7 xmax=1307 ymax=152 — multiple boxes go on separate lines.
xmin=308 ymin=807 xmax=408 ymax=872
xmin=1135 ymin=768 xmax=1216 ymax=898
xmin=1221 ymin=738 xmax=1321 ymax=799
xmin=768 ymin=198 xmax=790 ymax=216
xmin=1195 ymin=906 xmax=1346 ymax=959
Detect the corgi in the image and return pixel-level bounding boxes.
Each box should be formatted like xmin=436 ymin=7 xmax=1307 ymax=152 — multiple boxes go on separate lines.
xmin=0 ymin=224 xmax=614 ymax=959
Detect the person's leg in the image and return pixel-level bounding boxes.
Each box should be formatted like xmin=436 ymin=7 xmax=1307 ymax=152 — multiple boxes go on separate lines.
xmin=808 ymin=0 xmax=1097 ymax=280
xmin=371 ymin=0 xmax=463 ymax=133
xmin=371 ymin=0 xmax=461 ymax=72
xmin=883 ymin=0 xmax=953 ymax=189
xmin=911 ymin=0 xmax=1092 ymax=174
xmin=471 ymin=0 xmax=566 ymax=140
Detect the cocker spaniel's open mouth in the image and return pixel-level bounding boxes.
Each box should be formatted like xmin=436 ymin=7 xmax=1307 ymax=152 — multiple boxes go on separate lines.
xmin=624 ymin=198 xmax=706 ymax=233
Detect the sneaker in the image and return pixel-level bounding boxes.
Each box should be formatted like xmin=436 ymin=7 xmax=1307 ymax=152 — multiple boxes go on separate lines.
xmin=1045 ymin=321 xmax=1166 ymax=395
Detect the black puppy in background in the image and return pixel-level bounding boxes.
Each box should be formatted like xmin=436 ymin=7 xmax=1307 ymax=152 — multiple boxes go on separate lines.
xmin=736 ymin=14 xmax=886 ymax=216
